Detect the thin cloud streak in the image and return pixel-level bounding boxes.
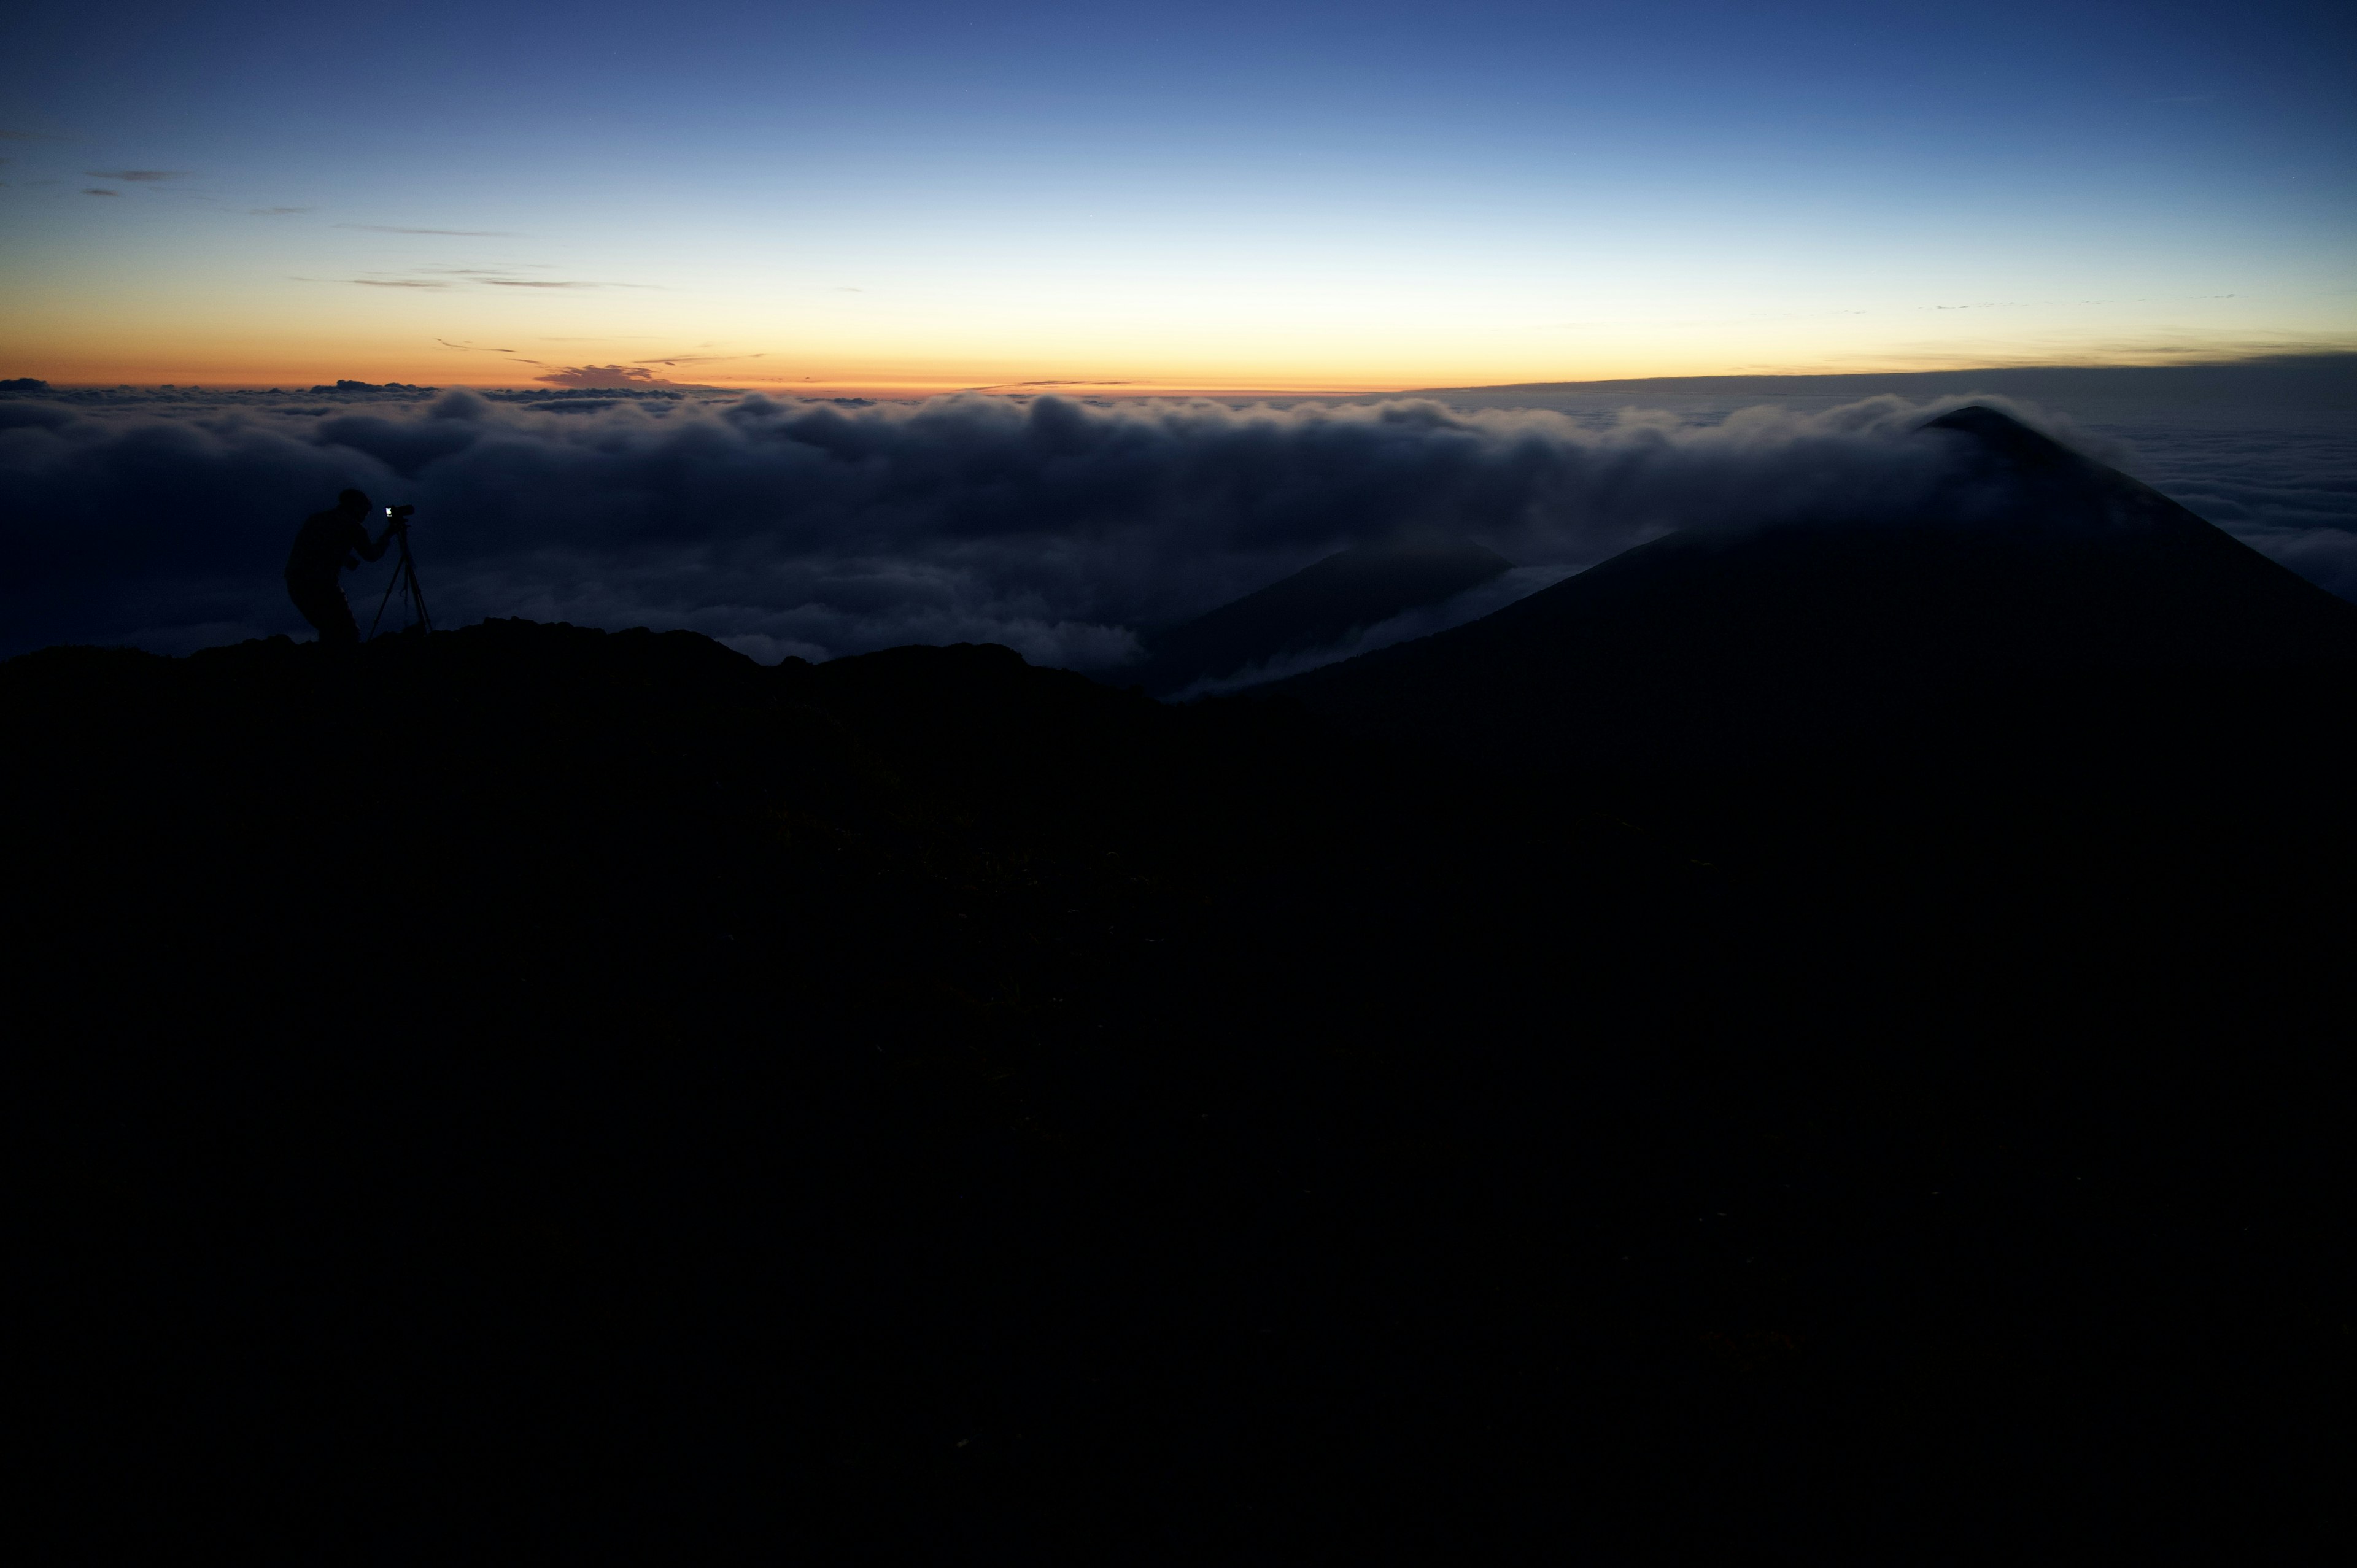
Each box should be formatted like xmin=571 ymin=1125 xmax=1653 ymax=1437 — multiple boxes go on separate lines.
xmin=336 ymin=224 xmax=521 ymax=236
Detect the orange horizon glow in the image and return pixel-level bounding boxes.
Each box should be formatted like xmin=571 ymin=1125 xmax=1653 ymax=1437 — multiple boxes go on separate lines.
xmin=15 ymin=338 xmax=2356 ymax=401
xmin=11 ymin=248 xmax=2352 ymax=401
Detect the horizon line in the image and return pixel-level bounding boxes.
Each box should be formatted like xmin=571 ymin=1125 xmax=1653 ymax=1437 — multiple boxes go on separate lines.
xmin=13 ymin=350 xmax=2357 ymax=401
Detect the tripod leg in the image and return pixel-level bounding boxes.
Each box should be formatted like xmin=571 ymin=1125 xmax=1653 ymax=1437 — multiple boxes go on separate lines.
xmin=368 ymin=532 xmax=431 ymax=638
xmin=404 ymin=552 xmax=433 ymax=633
xmin=370 ymin=551 xmax=403 ymax=639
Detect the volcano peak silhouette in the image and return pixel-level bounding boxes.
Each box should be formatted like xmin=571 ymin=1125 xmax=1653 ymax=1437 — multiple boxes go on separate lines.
xmin=1274 ymin=405 xmax=2357 ymax=769
xmin=1921 ymin=401 xmax=2083 ymax=468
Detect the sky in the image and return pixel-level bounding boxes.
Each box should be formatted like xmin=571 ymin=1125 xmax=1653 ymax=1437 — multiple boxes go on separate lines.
xmin=4 ymin=0 xmax=2354 ymax=393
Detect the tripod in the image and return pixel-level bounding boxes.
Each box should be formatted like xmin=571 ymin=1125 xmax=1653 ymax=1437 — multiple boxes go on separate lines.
xmin=368 ymin=520 xmax=435 ymax=639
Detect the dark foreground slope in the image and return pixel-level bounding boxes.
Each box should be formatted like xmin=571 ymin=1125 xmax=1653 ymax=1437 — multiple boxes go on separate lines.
xmin=9 ymin=601 xmax=2353 ymax=1559
xmin=1133 ymin=533 xmax=1512 ymax=695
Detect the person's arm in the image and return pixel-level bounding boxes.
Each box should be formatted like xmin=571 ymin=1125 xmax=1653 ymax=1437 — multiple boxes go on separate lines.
xmin=353 ymin=519 xmax=393 ymax=563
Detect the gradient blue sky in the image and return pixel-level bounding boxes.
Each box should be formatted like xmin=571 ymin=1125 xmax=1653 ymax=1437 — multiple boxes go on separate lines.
xmin=4 ymin=0 xmax=2352 ymax=390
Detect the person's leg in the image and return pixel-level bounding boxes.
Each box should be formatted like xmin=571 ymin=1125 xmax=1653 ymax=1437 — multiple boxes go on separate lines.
xmin=288 ymin=576 xmax=359 ymax=646
xmin=320 ymin=588 xmax=358 ymax=645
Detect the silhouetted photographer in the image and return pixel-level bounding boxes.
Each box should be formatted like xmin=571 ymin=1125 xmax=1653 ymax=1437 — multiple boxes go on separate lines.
xmin=287 ymin=489 xmax=403 ymax=646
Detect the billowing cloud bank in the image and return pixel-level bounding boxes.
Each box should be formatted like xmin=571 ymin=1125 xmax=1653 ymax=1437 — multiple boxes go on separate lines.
xmin=2 ymin=388 xmax=2347 ymax=663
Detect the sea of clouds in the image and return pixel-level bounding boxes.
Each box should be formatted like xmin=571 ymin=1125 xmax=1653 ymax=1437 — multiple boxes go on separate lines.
xmin=3 ymin=382 xmax=2351 ymax=666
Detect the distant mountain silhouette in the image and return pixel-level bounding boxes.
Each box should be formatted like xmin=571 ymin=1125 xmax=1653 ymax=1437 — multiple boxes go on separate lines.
xmin=1400 ymin=352 xmax=2357 ymax=411
xmin=1133 ymin=533 xmax=1511 ymax=696
xmin=1276 ymin=406 xmax=2357 ymax=769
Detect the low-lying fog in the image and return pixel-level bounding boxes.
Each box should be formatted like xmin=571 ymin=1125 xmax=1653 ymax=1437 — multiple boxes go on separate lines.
xmin=4 ymin=358 xmax=2350 ymax=666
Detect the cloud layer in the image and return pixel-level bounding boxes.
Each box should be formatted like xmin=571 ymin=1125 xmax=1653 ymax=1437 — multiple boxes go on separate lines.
xmin=2 ymin=388 xmax=2345 ymax=664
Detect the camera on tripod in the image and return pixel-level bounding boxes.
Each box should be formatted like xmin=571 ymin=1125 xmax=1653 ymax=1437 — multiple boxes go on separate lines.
xmin=384 ymin=503 xmax=416 ymax=526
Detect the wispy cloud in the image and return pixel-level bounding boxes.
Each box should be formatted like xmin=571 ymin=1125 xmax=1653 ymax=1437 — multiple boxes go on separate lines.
xmin=437 ymin=338 xmax=544 ymax=365
xmin=416 ymin=266 xmax=641 ymax=290
xmin=249 ymin=206 xmax=309 ymax=215
xmin=977 ymin=379 xmax=1145 ymax=391
xmin=337 ymin=223 xmax=521 ymax=236
xmin=351 ymin=279 xmax=449 ymax=288
xmin=81 ymin=188 xmax=119 ymax=196
xmin=636 ymin=352 xmax=762 ymax=367
xmin=85 ymin=169 xmax=190 ymax=182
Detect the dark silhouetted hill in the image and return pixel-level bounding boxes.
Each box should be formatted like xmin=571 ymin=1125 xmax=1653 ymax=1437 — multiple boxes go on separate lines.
xmin=1133 ymin=533 xmax=1512 ymax=695
xmin=1278 ymin=406 xmax=2357 ymax=770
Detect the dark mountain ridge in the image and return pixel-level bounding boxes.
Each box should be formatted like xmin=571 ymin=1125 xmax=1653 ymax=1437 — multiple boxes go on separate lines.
xmin=1277 ymin=406 xmax=2357 ymax=770
xmin=1132 ymin=531 xmax=1513 ymax=695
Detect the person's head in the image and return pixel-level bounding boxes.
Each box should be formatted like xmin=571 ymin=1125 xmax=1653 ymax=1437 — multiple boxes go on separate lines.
xmin=338 ymin=488 xmax=371 ymax=517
